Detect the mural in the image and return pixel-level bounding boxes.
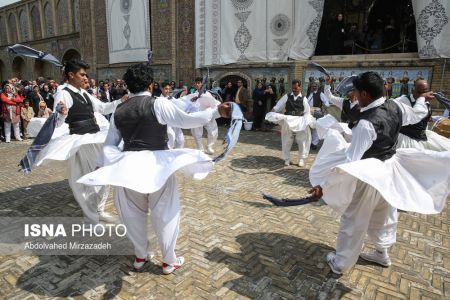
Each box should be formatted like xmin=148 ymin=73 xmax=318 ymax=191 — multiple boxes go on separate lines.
xmin=303 ymin=67 xmax=432 ymax=97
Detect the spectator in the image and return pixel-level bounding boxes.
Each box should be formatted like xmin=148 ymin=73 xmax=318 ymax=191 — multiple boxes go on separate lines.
xmin=400 ymin=77 xmax=410 ymax=96
xmin=153 ymin=82 xmax=162 ymax=97
xmin=89 ymin=78 xmax=98 ymax=97
xmin=37 ymin=100 xmax=52 ymax=118
xmin=28 ymin=85 xmax=44 ymax=115
xmin=99 ymin=82 xmax=111 ymax=103
xmin=265 ymin=83 xmax=277 ymax=110
xmin=384 ymin=18 xmax=399 ymax=52
xmin=235 ymin=79 xmax=250 ymax=116
xmin=386 ymin=75 xmax=394 ymax=98
xmin=1 ymin=83 xmax=23 ymax=142
xmin=252 ymin=81 xmax=266 ymax=130
xmin=20 ymin=99 xmax=34 ymax=139
xmin=179 ymin=85 xmax=188 ymax=98
xmin=111 ymin=79 xmax=127 ymax=100
xmin=222 ymin=82 xmax=235 ymax=102
xmin=40 ymin=84 xmax=54 ymax=110
xmin=344 ymin=23 xmax=358 ymax=54
xmin=329 ymin=13 xmax=346 ymax=55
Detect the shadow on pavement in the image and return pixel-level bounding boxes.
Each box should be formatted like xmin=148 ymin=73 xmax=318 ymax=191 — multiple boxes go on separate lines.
xmin=206 ymin=232 xmax=353 ymax=299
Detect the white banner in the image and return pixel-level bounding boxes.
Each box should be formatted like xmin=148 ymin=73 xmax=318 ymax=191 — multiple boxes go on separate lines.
xmin=412 ymin=0 xmax=450 ymax=58
xmin=195 ymin=0 xmax=324 ymax=67
xmin=106 ymin=0 xmax=150 ymax=64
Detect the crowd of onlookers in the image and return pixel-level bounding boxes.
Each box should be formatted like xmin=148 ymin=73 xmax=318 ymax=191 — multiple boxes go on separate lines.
xmin=0 ymin=76 xmax=130 ymax=143
xmin=4 ymin=72 xmax=422 ymax=144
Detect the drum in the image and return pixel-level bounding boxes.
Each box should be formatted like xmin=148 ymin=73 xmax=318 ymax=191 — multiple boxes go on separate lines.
xmin=432 ymin=118 xmax=450 ymax=138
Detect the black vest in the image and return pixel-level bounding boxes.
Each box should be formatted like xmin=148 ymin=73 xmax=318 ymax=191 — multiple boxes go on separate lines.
xmin=310 ymin=92 xmax=323 ymax=108
xmin=64 ymin=87 xmax=100 ymax=135
xmin=399 ymin=96 xmax=431 ymax=141
xmin=114 ymin=95 xmax=167 ymax=151
xmin=285 ymin=94 xmax=305 ymax=116
xmin=341 ymin=99 xmax=361 ymax=128
xmin=359 ymin=100 xmax=402 ymax=161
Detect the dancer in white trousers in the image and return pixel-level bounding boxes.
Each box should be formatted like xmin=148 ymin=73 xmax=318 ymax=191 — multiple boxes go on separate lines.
xmin=309 ymin=72 xmax=450 ymax=274
xmin=190 ymin=77 xmax=218 ymax=154
xmin=271 ymin=79 xmax=313 ymax=167
xmin=47 ymin=59 xmax=123 ymax=223
xmin=161 ymin=82 xmax=185 ymax=149
xmin=82 ymin=63 xmax=231 ymax=274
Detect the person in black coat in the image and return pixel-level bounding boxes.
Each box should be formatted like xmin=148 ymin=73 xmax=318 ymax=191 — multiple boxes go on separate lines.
xmin=252 ymin=82 xmax=266 ymax=130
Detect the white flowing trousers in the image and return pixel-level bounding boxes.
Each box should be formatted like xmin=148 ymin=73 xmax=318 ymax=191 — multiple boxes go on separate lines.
xmin=68 ymin=144 xmax=109 ymax=223
xmin=4 ymin=121 xmax=21 ymax=142
xmin=167 ymin=126 xmax=185 ymax=149
xmin=334 ymin=180 xmax=398 ymax=272
xmin=114 ymin=175 xmax=180 ymax=264
xmin=191 ymin=119 xmax=218 ymax=150
xmin=281 ymin=123 xmax=312 ymax=161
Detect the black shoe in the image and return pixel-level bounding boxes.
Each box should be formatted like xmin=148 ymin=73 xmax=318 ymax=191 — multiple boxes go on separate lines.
xmin=311 ymin=144 xmax=318 ymax=150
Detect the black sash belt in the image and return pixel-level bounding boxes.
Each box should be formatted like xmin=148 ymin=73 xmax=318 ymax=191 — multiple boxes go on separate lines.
xmin=69 ymin=118 xmax=100 ymax=135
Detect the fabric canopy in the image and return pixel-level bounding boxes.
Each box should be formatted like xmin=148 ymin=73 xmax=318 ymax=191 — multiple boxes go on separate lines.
xmin=413 ymin=0 xmax=450 ymax=59
xmin=106 ymin=0 xmax=150 ymax=64
xmin=195 ymin=0 xmax=324 ymax=67
xmin=195 ymin=0 xmax=450 ymax=65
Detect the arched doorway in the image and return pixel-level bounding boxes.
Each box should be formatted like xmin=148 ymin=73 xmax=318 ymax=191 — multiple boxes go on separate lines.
xmin=219 ymin=75 xmax=248 ymax=89
xmin=34 ymin=60 xmax=44 ymax=78
xmin=12 ymin=56 xmax=26 ymax=79
xmin=218 ymin=74 xmax=250 ymax=102
xmin=34 ymin=60 xmax=54 ymax=79
xmin=61 ymin=49 xmax=81 ymax=64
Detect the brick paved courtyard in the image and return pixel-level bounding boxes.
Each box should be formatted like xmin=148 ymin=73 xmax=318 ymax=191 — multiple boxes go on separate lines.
xmin=0 ymin=128 xmax=449 ymax=299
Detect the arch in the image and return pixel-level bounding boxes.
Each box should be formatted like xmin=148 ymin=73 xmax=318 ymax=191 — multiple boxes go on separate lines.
xmin=0 ymin=60 xmax=5 ymax=82
xmin=61 ymin=48 xmax=81 ymax=63
xmin=216 ymin=71 xmax=253 ymax=92
xmin=34 ymin=60 xmax=44 ymax=78
xmin=44 ymin=2 xmax=54 ymax=37
xmin=8 ymin=13 xmax=18 ymax=43
xmin=72 ymin=0 xmax=79 ymax=32
xmin=12 ymin=56 xmax=26 ymax=79
xmin=56 ymin=0 xmax=69 ymax=35
xmin=34 ymin=59 xmax=54 ymax=79
xmin=31 ymin=5 xmax=42 ymax=40
xmin=19 ymin=9 xmax=29 ymax=42
xmin=0 ymin=16 xmax=7 ymax=45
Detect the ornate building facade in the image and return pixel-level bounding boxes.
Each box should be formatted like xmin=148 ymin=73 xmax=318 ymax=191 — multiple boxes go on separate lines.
xmin=0 ymin=0 xmax=196 ymax=85
xmin=0 ymin=0 xmax=448 ymax=112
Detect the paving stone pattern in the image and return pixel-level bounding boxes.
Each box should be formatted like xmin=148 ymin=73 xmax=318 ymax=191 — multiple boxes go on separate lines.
xmin=0 ymin=128 xmax=448 ymax=299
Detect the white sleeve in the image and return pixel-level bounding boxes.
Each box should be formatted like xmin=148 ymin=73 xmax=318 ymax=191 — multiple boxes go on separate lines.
xmin=392 ymin=97 xmax=428 ymax=126
xmin=273 ymin=94 xmax=288 ymax=112
xmin=324 ymin=85 xmax=344 ymax=110
xmin=154 ymin=98 xmax=218 ymax=129
xmin=87 ymin=92 xmax=121 ymax=115
xmin=320 ymin=92 xmax=330 ymax=107
xmin=303 ymin=97 xmax=310 ymax=115
xmin=53 ymin=90 xmax=73 ymax=127
xmin=99 ymin=113 xmax=123 ymax=167
xmin=345 ymin=120 xmax=376 ymax=162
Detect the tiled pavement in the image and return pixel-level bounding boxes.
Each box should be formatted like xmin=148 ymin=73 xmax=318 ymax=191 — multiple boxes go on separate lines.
xmin=0 ymin=127 xmax=449 ymax=299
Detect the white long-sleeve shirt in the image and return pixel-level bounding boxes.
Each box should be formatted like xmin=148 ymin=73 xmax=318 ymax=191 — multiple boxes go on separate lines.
xmin=273 ymin=92 xmax=310 ymax=115
xmin=53 ymin=83 xmax=121 ymax=127
xmin=345 ymin=96 xmax=429 ymax=162
xmin=307 ymin=91 xmax=330 ymax=108
xmin=324 ymin=85 xmax=358 ymax=110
